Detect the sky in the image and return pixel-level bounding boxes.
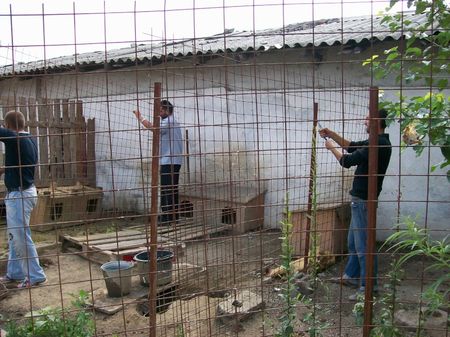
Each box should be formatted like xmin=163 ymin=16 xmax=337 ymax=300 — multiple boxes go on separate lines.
xmin=0 ymin=0 xmax=403 ymax=66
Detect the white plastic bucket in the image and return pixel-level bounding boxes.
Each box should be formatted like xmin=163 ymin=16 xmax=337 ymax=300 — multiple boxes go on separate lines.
xmin=100 ymin=260 xmax=134 ymax=297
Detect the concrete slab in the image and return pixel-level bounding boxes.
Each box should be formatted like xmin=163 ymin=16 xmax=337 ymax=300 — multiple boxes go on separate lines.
xmin=395 ymin=308 xmax=448 ymax=337
xmin=216 ymin=290 xmax=265 ymax=322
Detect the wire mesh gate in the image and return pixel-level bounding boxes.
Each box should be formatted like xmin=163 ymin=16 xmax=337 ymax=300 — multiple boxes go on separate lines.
xmin=0 ymin=2 xmax=448 ymax=337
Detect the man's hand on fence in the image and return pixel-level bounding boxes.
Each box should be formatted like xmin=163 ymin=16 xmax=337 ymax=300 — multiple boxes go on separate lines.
xmin=319 ymin=127 xmax=332 ymax=139
xmin=133 ymin=110 xmax=143 ymax=122
xmin=325 ymin=139 xmax=337 ymax=150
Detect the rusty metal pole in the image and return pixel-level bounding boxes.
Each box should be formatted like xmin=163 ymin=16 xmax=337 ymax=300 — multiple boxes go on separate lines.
xmin=185 ymin=129 xmax=190 ymax=185
xmin=363 ymin=86 xmax=379 ymax=337
xmin=304 ymin=102 xmax=319 ymax=270
xmin=148 ymin=83 xmax=161 ymax=337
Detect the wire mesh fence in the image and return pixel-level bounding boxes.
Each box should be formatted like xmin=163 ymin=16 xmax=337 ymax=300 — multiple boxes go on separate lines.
xmin=0 ymin=1 xmax=448 ymax=337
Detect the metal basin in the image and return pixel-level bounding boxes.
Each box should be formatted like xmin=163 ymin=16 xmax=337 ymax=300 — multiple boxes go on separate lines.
xmin=133 ymin=250 xmax=174 ymax=287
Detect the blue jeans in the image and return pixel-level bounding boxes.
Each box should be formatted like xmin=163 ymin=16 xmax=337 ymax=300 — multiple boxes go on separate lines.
xmin=344 ymin=196 xmax=377 ymax=288
xmin=6 ymin=186 xmax=46 ymax=283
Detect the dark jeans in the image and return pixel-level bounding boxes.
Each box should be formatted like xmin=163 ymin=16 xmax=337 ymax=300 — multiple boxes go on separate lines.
xmin=160 ymin=164 xmax=181 ymax=223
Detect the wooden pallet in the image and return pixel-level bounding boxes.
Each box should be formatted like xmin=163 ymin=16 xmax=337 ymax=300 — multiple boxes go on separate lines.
xmin=128 ymin=218 xmax=232 ymax=243
xmin=60 ymin=219 xmax=231 ymax=264
xmin=60 ymin=230 xmax=184 ymax=265
xmin=133 ymin=218 xmax=233 ymax=242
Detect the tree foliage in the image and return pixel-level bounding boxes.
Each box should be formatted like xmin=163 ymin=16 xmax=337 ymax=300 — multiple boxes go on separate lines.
xmin=364 ymin=0 xmax=450 ymax=180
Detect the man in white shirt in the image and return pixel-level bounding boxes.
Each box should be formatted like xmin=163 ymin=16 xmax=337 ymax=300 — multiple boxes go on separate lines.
xmin=133 ymin=100 xmax=183 ymax=225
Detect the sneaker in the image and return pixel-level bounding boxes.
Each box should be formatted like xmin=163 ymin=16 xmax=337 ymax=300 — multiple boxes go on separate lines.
xmin=0 ymin=275 xmax=17 ymax=284
xmin=348 ymin=286 xmax=379 ymax=301
xmin=329 ymin=274 xmax=359 ymax=288
xmin=17 ymin=278 xmax=48 ymax=289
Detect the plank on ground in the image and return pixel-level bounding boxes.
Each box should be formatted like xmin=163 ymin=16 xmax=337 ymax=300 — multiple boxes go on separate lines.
xmin=84 ymin=232 xmax=174 ymax=246
xmin=92 ymin=238 xmax=153 ymax=251
xmin=165 ymin=223 xmax=232 ymax=241
xmin=64 ymin=237 xmax=170 ymax=252
xmin=61 ymin=230 xmax=142 ymax=245
xmin=62 ymin=232 xmax=174 ymax=251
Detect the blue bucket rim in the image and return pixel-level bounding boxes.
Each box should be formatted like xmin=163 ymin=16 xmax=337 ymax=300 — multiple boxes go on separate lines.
xmin=133 ymin=250 xmax=174 ymax=262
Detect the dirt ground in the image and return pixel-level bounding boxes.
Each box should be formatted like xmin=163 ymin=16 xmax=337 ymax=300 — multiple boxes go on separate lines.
xmin=0 ymin=221 xmax=447 ymax=337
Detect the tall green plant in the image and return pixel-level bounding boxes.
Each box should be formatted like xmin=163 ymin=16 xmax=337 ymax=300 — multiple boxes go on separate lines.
xmin=308 ymin=123 xmax=320 ymax=277
xmin=275 ymin=198 xmax=298 ymax=337
xmin=301 ymin=127 xmax=330 ymax=337
xmin=364 ymin=0 xmax=450 ymax=180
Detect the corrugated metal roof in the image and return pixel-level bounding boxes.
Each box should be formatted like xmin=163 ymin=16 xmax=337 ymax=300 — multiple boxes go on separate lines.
xmin=0 ymin=12 xmax=429 ymax=76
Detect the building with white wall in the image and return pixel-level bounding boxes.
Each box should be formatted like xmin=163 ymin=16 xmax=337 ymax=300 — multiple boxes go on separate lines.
xmin=0 ymin=13 xmax=448 ymax=239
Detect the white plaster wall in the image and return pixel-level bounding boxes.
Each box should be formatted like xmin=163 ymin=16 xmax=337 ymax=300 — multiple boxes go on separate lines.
xmin=50 ymin=85 xmax=374 ymax=231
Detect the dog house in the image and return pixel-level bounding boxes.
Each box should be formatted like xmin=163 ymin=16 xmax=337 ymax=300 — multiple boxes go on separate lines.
xmin=290 ymin=203 xmax=351 ymax=257
xmin=30 ymin=182 xmax=103 ymax=232
xmin=179 ymin=184 xmax=266 ymax=234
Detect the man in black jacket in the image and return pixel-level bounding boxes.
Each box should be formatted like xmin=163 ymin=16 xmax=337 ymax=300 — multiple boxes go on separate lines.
xmin=320 ymin=109 xmax=392 ymax=300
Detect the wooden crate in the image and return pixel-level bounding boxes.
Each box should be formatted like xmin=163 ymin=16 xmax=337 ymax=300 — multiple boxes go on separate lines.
xmin=30 ymin=183 xmax=103 ymax=232
xmin=179 ymin=184 xmax=266 ymax=234
xmin=290 ymin=203 xmax=351 ymax=257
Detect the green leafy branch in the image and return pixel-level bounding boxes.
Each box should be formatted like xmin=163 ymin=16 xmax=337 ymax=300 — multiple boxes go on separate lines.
xmin=363 ymin=0 xmax=450 ymax=180
xmin=379 ymin=93 xmax=450 ymax=171
xmin=373 ymin=0 xmax=450 ymax=90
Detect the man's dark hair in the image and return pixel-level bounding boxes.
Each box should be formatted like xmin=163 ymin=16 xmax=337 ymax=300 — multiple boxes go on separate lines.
xmin=161 ymin=100 xmax=174 ymax=114
xmin=4 ymin=110 xmax=25 ymax=131
xmin=379 ymin=109 xmax=388 ymax=129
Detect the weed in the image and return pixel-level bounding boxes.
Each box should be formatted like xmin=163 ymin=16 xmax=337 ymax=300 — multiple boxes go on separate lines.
xmin=5 ymin=290 xmax=95 ymax=337
xmin=352 ymin=293 xmax=365 ymax=327
xmin=362 ymin=217 xmax=450 ymax=337
xmin=353 ymin=260 xmax=404 ymax=336
xmin=383 ymin=217 xmax=449 ymax=335
xmin=176 ymin=323 xmax=185 ymax=337
xmin=370 ymin=260 xmax=404 ymax=337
